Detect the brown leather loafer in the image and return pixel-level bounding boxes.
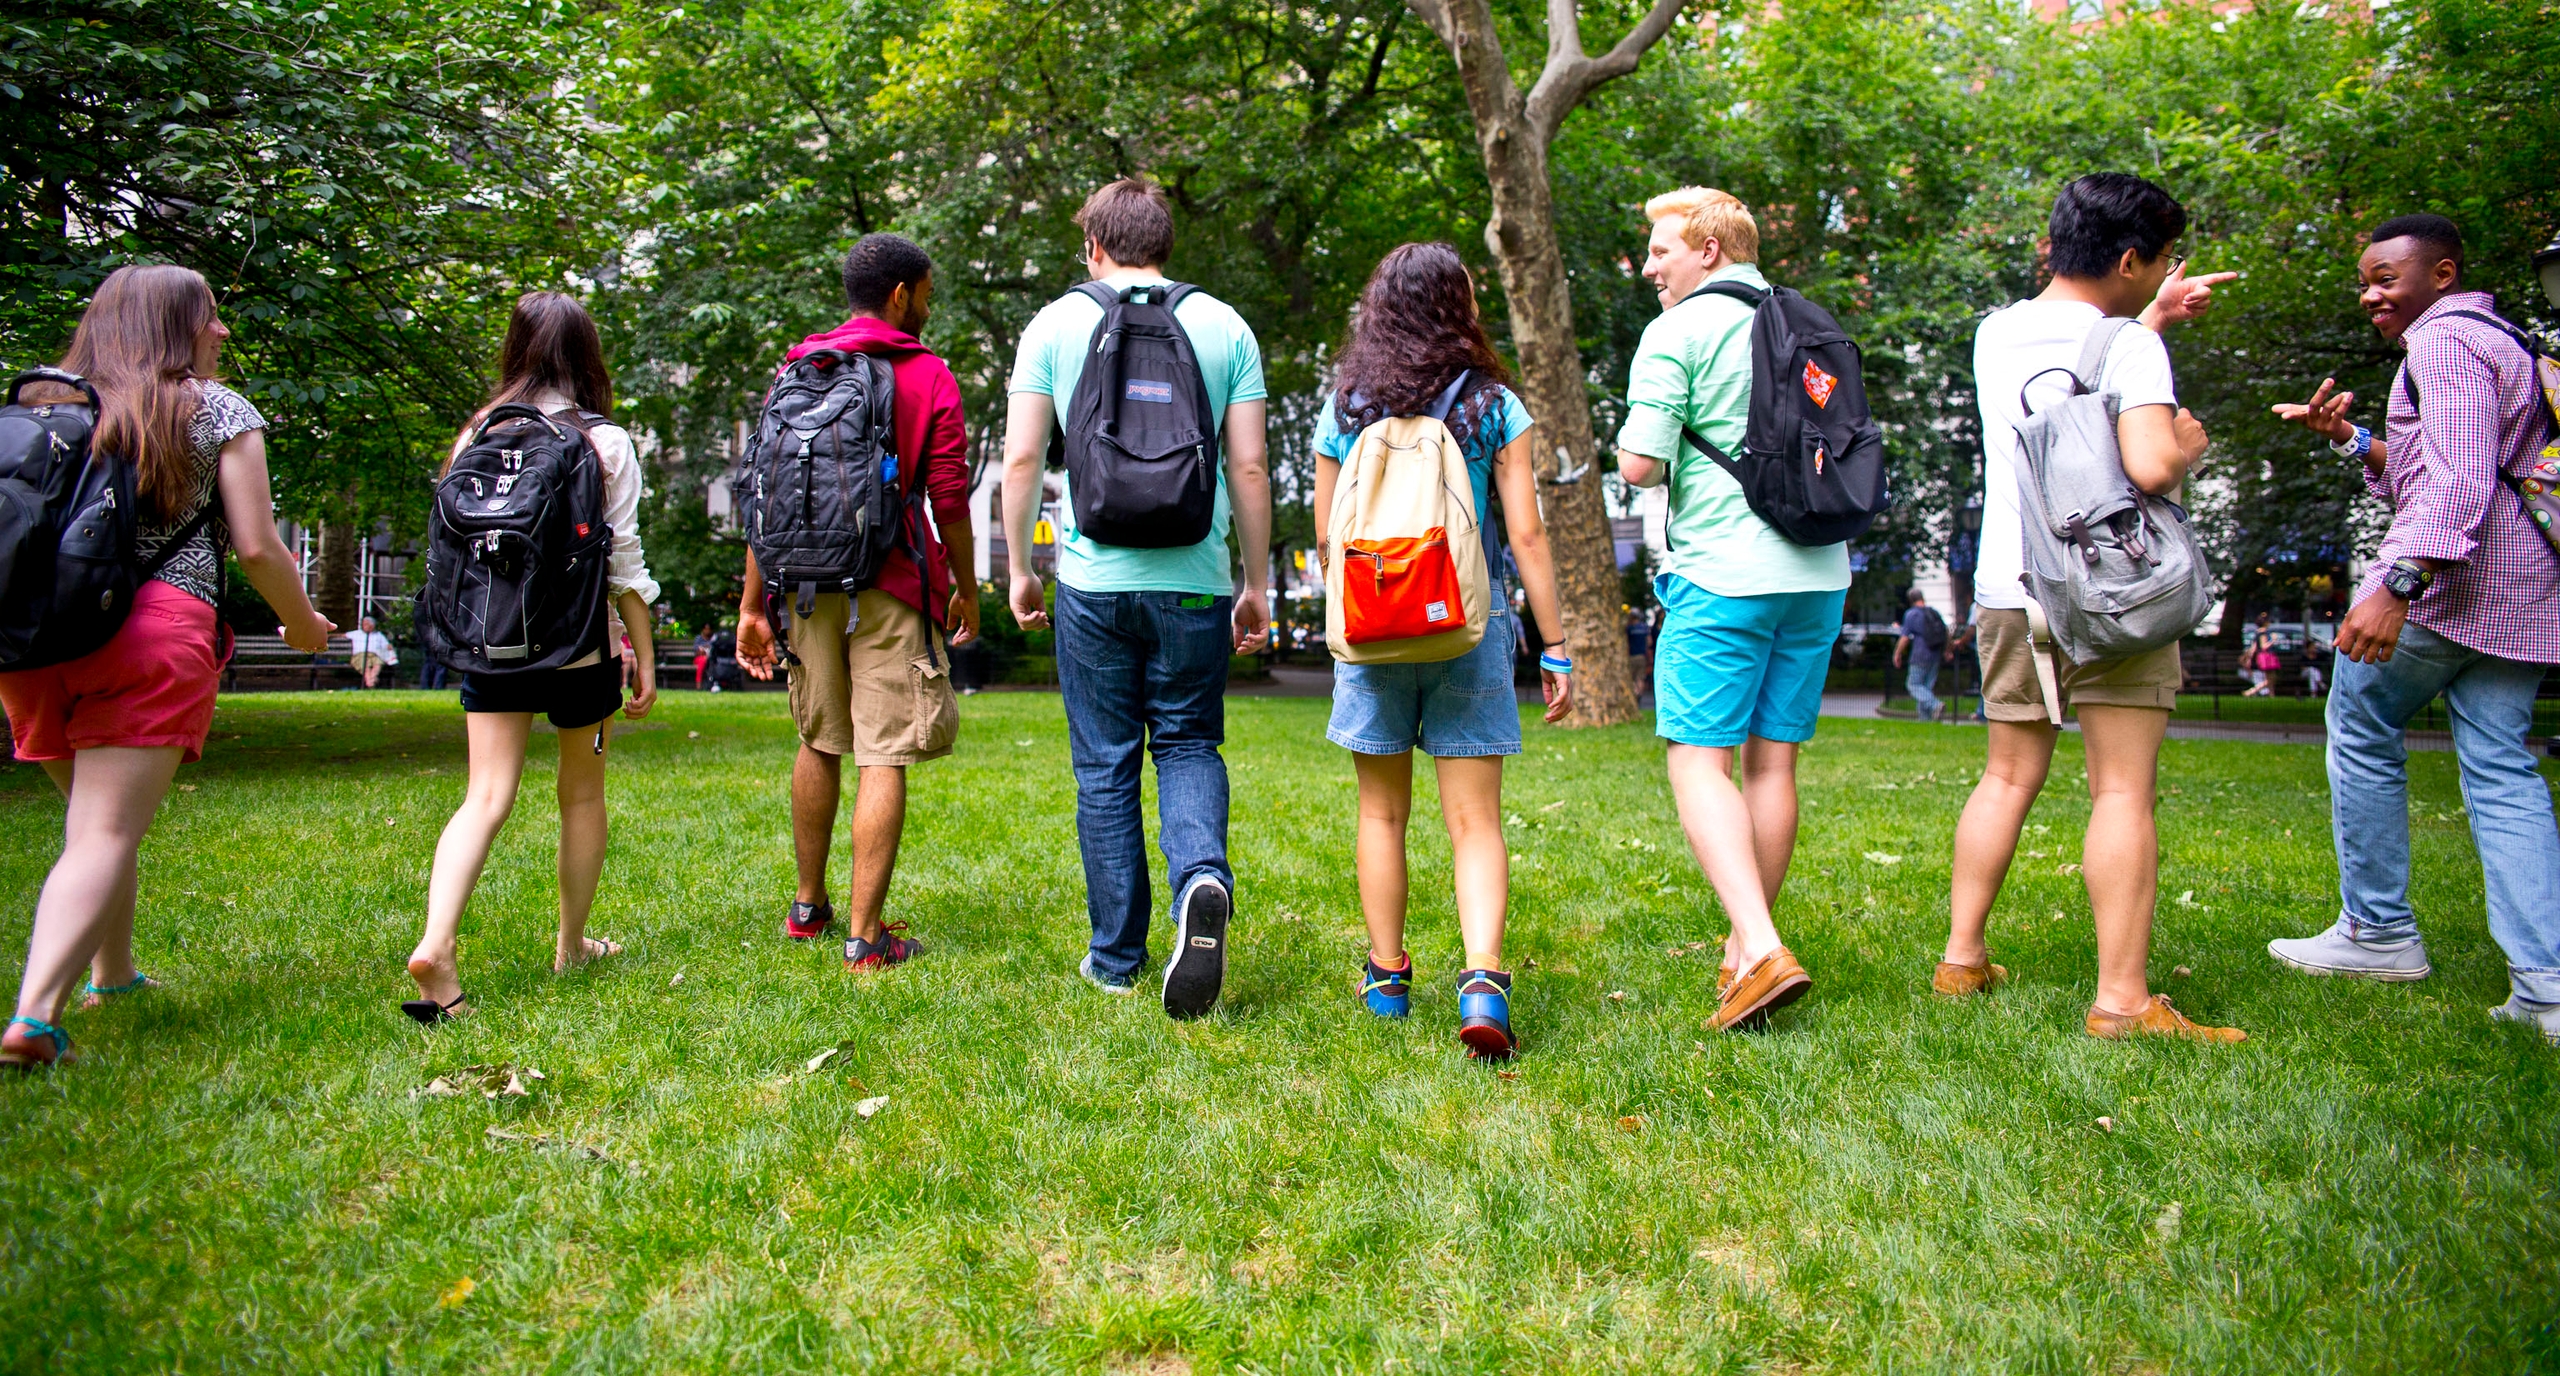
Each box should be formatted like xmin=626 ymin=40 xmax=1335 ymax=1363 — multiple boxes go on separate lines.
xmin=2084 ymin=994 xmax=2245 ymax=1044
xmin=1933 ymin=956 xmax=2008 ymax=996
xmin=1710 ymin=947 xmax=1811 ymax=1031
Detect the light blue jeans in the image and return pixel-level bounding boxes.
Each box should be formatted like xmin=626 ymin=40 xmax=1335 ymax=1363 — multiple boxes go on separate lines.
xmin=1906 ymin=656 xmax=1943 ymax=720
xmin=2327 ymin=621 xmax=2560 ymax=1002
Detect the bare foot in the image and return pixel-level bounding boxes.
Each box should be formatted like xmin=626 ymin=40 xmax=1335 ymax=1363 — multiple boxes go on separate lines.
xmin=407 ymin=948 xmax=467 ymax=1012
xmin=554 ymin=936 xmax=622 ymax=973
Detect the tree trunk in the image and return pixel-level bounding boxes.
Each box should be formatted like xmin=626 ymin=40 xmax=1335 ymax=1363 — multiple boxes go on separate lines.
xmin=1409 ymin=0 xmax=1691 ymax=726
xmin=1478 ymin=133 xmax=1639 ymax=725
xmin=315 ymin=522 xmax=359 ymax=630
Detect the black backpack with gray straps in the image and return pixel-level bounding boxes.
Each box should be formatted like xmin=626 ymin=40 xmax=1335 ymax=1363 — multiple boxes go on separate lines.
xmin=417 ymin=404 xmax=613 ymax=675
xmin=1049 ymin=281 xmax=1218 ymax=548
xmin=736 ymin=349 xmax=911 ymax=626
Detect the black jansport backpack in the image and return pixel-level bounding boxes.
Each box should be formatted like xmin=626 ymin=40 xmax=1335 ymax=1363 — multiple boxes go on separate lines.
xmin=1677 ymin=280 xmax=1889 ymax=547
xmin=1050 ymin=281 xmax=1217 ymax=548
xmin=417 ymin=404 xmax=612 ymax=675
xmin=736 ymin=349 xmax=909 ymax=621
xmin=0 ymin=368 xmax=222 ymax=672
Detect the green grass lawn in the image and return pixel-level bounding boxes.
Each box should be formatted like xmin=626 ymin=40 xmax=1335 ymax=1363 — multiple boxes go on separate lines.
xmin=4 ymin=691 xmax=2556 ymax=1373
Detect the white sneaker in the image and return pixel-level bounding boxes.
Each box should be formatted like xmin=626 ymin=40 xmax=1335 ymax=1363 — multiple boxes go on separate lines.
xmin=2489 ymin=995 xmax=2560 ymax=1045
xmin=2267 ymin=920 xmax=2431 ymax=981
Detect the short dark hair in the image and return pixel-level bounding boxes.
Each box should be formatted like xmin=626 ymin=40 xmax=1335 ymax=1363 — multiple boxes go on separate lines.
xmin=2047 ymin=173 xmax=2189 ymax=278
xmin=1076 ymin=179 xmax=1175 ymax=269
xmin=842 ymin=233 xmax=933 ymax=312
xmin=1907 ymin=588 xmax=1928 ymax=605
xmin=2367 ymin=213 xmax=2464 ymax=281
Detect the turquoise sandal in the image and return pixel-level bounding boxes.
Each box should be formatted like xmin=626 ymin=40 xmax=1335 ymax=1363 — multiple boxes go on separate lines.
xmin=79 ymin=972 xmax=157 ymax=1009
xmin=1 ymin=1016 xmax=74 ymax=1071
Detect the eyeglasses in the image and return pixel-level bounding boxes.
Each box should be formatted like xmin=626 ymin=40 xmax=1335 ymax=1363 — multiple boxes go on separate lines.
xmin=2165 ymin=253 xmax=2188 ymax=274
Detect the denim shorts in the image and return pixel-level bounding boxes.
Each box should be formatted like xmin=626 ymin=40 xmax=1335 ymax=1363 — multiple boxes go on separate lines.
xmin=1653 ymin=575 xmax=1845 ymax=747
xmin=1327 ymin=603 xmax=1521 ymax=758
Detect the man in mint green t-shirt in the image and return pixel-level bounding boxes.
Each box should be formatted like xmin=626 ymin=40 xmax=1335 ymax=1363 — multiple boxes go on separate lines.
xmin=999 ymin=178 xmax=1272 ymax=1022
xmin=1616 ymin=187 xmax=1848 ymax=1036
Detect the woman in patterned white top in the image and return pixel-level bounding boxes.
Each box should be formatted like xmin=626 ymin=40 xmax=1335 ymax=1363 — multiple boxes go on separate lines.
xmin=402 ymin=292 xmax=659 ymax=1024
xmin=0 ymin=265 xmax=334 ymax=1071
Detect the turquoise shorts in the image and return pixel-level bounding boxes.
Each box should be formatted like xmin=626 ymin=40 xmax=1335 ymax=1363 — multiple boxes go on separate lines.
xmin=1652 ymin=576 xmax=1845 ymax=748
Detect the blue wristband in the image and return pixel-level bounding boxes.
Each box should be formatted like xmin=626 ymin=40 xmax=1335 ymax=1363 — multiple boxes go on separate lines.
xmin=1538 ymin=652 xmax=1573 ymax=674
xmin=2331 ymin=425 xmax=2372 ymax=461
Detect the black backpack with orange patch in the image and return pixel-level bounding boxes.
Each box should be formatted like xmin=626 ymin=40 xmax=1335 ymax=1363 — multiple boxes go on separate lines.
xmin=1676 ymin=280 xmax=1890 ymax=547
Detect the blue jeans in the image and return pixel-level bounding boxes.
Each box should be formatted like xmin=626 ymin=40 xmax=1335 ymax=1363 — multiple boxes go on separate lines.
xmin=1906 ymin=655 xmax=1943 ymax=719
xmin=1054 ymin=585 xmax=1235 ymax=979
xmin=2327 ymin=621 xmax=2560 ymax=1002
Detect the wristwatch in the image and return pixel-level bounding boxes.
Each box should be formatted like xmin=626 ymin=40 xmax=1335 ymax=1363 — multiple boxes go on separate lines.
xmin=2380 ymin=558 xmax=2434 ymax=601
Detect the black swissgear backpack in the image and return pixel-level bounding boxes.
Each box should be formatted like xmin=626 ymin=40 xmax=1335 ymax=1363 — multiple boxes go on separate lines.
xmin=0 ymin=368 xmax=224 ymax=672
xmin=1677 ymin=280 xmax=1889 ymax=547
xmin=1050 ymin=281 xmax=1217 ymax=548
xmin=417 ymin=403 xmax=612 ymax=675
xmin=736 ymin=349 xmax=911 ymax=622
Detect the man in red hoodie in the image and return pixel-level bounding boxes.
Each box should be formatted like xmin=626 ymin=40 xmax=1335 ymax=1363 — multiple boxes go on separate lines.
xmin=738 ymin=233 xmax=978 ymax=968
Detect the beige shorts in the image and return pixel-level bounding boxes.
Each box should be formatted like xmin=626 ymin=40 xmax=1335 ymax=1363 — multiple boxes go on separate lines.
xmin=787 ymin=590 xmax=958 ymax=765
xmin=1974 ymin=607 xmax=2180 ymax=722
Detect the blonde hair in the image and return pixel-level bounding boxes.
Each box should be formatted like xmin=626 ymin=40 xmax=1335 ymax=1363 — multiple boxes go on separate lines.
xmin=1643 ymin=187 xmax=1760 ymax=264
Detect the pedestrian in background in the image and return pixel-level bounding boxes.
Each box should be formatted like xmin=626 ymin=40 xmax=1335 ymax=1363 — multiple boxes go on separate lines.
xmin=347 ymin=615 xmax=397 ymax=689
xmin=1894 ymin=588 xmax=1950 ymax=722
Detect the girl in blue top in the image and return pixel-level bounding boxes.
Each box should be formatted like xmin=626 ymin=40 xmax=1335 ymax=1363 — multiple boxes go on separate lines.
xmin=1312 ymin=242 xmax=1572 ymax=1059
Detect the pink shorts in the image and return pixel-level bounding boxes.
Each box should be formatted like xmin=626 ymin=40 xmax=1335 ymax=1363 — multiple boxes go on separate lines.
xmin=0 ymin=580 xmax=222 ymax=763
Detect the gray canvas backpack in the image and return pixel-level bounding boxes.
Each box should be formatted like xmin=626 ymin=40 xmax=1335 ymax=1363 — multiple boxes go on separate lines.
xmin=2011 ymin=316 xmax=2215 ymax=678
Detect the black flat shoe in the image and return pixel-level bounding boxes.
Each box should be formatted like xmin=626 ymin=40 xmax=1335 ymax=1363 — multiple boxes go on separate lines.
xmin=400 ymin=992 xmax=469 ymax=1026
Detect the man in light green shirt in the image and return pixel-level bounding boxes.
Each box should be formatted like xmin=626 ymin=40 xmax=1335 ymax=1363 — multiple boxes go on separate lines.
xmin=999 ymin=178 xmax=1271 ymax=1021
xmin=1615 ymin=187 xmax=1848 ymax=1035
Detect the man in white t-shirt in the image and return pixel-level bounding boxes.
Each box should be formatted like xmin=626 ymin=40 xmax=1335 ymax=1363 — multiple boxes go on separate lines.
xmin=1934 ymin=172 xmax=2244 ymax=1044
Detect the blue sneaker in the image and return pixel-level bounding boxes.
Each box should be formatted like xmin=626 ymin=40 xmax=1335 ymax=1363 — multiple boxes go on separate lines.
xmin=1361 ymin=953 xmax=1414 ymax=1018
xmin=1456 ymin=968 xmax=1515 ymax=1060
xmin=1078 ymin=953 xmax=1138 ymax=996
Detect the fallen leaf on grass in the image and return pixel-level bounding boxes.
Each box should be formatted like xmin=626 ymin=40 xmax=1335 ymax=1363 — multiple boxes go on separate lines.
xmin=1616 ymin=837 xmax=1657 ymax=852
xmin=1606 ymin=990 xmax=1629 ymax=1003
xmin=669 ymin=972 xmax=685 ymax=987
xmin=1014 ymin=738 xmax=1035 ymax=747
xmin=2095 ymin=1116 xmax=2116 ymax=1133
xmin=855 ymin=1095 xmax=890 ymax=1118
xmin=1539 ymin=799 xmax=1567 ymax=812
xmin=1863 ymin=851 xmax=1902 ymax=866
xmin=1496 ymin=1070 xmax=1520 ymax=1082
xmin=2173 ymin=965 xmax=2192 ymax=978
xmin=484 ymin=1125 xmax=633 ymax=1171
xmin=439 ymin=1277 xmax=476 ymax=1308
xmin=804 ymin=1039 xmax=859 ymax=1075
xmin=687 ymin=730 xmax=701 ymax=739
xmin=1616 ymin=1116 xmax=1645 ymax=1133
xmin=177 ymin=784 xmax=198 ymax=793
xmin=2154 ymin=1200 xmax=2183 ymax=1242
xmin=2056 ymin=862 xmax=2082 ymax=876
xmin=413 ymin=1064 xmax=544 ymax=1100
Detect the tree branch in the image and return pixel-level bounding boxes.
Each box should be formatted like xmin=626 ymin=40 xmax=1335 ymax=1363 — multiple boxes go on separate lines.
xmin=1524 ymin=0 xmax=1689 ymax=145
xmin=1409 ymin=0 xmax=1522 ymax=139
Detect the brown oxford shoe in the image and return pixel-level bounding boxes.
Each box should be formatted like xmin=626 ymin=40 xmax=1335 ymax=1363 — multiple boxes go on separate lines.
xmin=2084 ymin=994 xmax=2245 ymax=1044
xmin=1710 ymin=947 xmax=1811 ymax=1032
xmin=1933 ymin=955 xmax=2008 ymax=996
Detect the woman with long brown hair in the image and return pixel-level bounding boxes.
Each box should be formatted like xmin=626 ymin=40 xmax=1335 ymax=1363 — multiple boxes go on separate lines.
xmin=1311 ymin=241 xmax=1573 ymax=1060
xmin=401 ymin=291 xmax=658 ymax=1023
xmin=0 ymin=264 xmax=334 ymax=1069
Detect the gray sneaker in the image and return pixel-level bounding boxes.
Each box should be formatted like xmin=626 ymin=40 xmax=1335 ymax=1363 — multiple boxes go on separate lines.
xmin=2489 ymin=995 xmax=2560 ymax=1045
xmin=2267 ymin=920 xmax=2432 ymax=981
xmin=1078 ymin=953 xmax=1138 ymax=996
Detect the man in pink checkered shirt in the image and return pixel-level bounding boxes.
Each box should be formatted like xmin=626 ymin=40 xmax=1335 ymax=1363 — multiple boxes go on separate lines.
xmin=2266 ymin=213 xmax=2560 ymax=1046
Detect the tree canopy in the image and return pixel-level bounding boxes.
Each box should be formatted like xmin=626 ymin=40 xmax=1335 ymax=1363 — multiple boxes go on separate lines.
xmin=5 ymin=0 xmax=2554 ymax=637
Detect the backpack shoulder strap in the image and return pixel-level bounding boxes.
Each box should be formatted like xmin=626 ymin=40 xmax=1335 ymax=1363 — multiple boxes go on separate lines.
xmin=2075 ymin=316 xmax=2135 ymax=391
xmin=1424 ymin=370 xmax=1470 ymax=423
xmin=1072 ymin=281 xmax=1120 ymax=311
xmin=1682 ymin=279 xmax=1768 ymax=309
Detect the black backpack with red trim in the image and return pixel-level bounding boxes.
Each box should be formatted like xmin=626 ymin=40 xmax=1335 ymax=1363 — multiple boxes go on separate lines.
xmin=1676 ymin=280 xmax=1889 ymax=547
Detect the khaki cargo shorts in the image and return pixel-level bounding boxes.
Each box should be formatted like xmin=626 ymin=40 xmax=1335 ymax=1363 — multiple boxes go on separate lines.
xmin=1974 ymin=607 xmax=2180 ymax=722
xmin=787 ymin=590 xmax=959 ymax=765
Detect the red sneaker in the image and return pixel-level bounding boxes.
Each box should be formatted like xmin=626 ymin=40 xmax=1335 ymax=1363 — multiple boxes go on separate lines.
xmin=784 ymin=901 xmax=833 ymax=941
xmin=845 ymin=921 xmax=921 ymax=969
